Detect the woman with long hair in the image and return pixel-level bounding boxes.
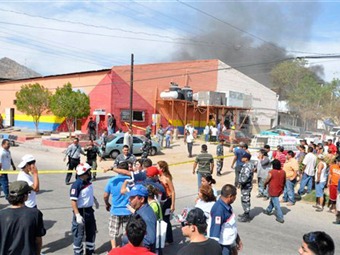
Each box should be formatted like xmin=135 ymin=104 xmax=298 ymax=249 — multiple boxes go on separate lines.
xmin=157 ymin=160 xmax=175 ymax=244
xmin=201 ymin=174 xmax=218 ymax=197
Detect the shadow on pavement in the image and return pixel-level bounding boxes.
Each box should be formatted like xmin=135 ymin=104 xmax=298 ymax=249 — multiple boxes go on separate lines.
xmin=95 ymin=241 xmax=111 ymax=254
xmin=42 ymin=230 xmax=73 ymax=254
xmin=44 ymin=220 xmax=57 ymax=231
xmin=250 ymin=206 xmax=265 ymax=219
xmin=281 ymin=207 xmax=291 ymax=215
xmin=38 ymin=189 xmax=53 ymax=195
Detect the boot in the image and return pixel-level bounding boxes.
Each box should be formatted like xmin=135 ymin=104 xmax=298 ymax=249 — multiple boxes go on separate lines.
xmin=238 ymin=213 xmax=251 ymax=222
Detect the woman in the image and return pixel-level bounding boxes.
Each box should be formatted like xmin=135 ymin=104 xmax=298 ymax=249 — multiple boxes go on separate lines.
xmin=157 ymin=160 xmax=175 ymax=244
xmin=147 ymin=184 xmax=163 ymax=220
xmin=195 ymin=185 xmax=216 ymax=237
xmin=201 ymin=174 xmax=218 ymax=197
xmin=257 ymin=149 xmax=271 ymax=200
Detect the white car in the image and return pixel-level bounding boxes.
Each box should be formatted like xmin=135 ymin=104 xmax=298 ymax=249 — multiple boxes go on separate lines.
xmin=330 ymin=126 xmax=340 ymax=136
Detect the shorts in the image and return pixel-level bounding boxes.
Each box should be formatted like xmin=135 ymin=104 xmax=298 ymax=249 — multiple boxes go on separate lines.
xmin=315 ymin=182 xmax=326 ymax=198
xmin=108 ymin=215 xmax=130 ymax=238
xmin=329 ymin=185 xmax=338 ymax=201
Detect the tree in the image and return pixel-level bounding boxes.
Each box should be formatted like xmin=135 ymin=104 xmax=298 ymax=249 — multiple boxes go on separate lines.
xmin=50 ymin=83 xmax=90 ymax=138
xmin=15 ymin=83 xmax=51 ymax=133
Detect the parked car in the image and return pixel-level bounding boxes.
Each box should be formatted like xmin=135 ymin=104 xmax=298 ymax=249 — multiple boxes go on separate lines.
xmin=218 ymin=130 xmax=251 ymax=146
xmin=330 ymin=126 xmax=340 ymax=136
xmin=97 ymin=134 xmax=161 ymax=159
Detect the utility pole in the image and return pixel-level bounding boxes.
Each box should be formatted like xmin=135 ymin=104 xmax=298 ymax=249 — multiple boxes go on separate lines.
xmin=129 ymin=53 xmax=134 ymax=153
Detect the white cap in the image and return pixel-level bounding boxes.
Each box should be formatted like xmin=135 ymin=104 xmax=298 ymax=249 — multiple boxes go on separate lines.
xmin=107 ymin=113 xmax=111 ymax=116
xmin=76 ymin=163 xmax=91 ymax=176
xmin=18 ymin=154 xmax=36 ymax=169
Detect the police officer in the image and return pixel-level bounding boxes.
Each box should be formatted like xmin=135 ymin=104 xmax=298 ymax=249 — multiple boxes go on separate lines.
xmin=141 ymin=134 xmax=152 ymax=159
xmin=64 ymin=137 xmax=85 ymax=185
xmin=216 ymin=139 xmax=224 ymax=176
xmin=238 ymin=152 xmax=254 ymax=222
xmin=70 ymin=163 xmax=99 ymax=255
xmin=84 ymin=140 xmax=101 ymax=181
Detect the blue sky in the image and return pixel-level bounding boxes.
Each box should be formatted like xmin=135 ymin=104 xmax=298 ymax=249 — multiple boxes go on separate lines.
xmin=0 ymin=1 xmax=339 ymax=81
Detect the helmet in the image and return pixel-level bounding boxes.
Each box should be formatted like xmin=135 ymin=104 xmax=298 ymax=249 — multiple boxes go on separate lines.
xmin=76 ymin=163 xmax=91 ymax=176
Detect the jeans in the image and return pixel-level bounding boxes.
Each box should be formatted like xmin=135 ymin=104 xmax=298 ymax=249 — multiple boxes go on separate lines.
xmin=234 ymin=165 xmax=242 ymax=187
xmin=298 ymin=173 xmax=314 ymax=195
xmin=283 ymin=179 xmax=296 ymax=203
xmin=221 ymin=245 xmax=232 ymax=255
xmin=266 ymin=196 xmax=284 ymax=221
xmin=258 ymin=177 xmax=268 ymax=197
xmin=165 ymin=135 xmax=171 ymax=148
xmin=187 ymin=142 xmax=193 ymax=157
xmin=0 ymin=174 xmax=9 ymax=199
xmin=197 ymin=172 xmax=204 ymax=189
xmin=158 ymin=136 xmax=164 ymax=148
xmin=205 ymin=134 xmax=209 ymax=142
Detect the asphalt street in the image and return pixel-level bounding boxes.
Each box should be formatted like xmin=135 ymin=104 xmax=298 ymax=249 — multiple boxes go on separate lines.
xmin=1 ymin=141 xmax=339 ymax=255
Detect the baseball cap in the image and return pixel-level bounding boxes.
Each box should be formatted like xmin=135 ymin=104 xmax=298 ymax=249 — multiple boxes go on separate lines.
xmin=146 ymin=166 xmax=159 ymax=177
xmin=184 ymin=208 xmax=207 ymax=226
xmin=18 ymin=154 xmax=36 ymax=169
xmin=9 ymin=181 xmax=33 ymax=196
xmin=76 ymin=163 xmax=91 ymax=176
xmin=127 ymin=184 xmax=148 ymax=197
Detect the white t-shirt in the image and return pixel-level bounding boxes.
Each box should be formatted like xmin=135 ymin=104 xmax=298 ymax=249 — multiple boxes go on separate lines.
xmin=195 ymin=200 xmax=215 ymax=237
xmin=0 ymin=148 xmax=12 ymax=170
xmin=17 ymin=171 xmax=36 ymax=208
xmin=316 ymin=161 xmax=327 ymax=183
xmin=302 ymin=152 xmax=317 ymax=176
xmin=211 ymin=127 xmax=218 ymax=136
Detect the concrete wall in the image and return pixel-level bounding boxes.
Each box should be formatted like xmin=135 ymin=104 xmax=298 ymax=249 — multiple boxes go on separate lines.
xmin=216 ymin=61 xmax=278 ymax=134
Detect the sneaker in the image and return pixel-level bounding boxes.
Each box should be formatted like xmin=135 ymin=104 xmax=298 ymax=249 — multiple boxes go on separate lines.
xmin=263 ymin=197 xmax=269 ymax=201
xmin=276 ymin=218 xmax=284 ymax=224
xmin=312 ymin=204 xmax=320 ymax=208
xmin=333 ymin=220 xmax=340 ymax=225
xmin=256 ymin=194 xmax=264 ymax=198
xmin=238 ymin=213 xmax=246 ymax=218
xmin=263 ymin=210 xmax=272 ymax=216
xmin=217 ymin=172 xmax=222 ymax=176
xmin=286 ymin=202 xmax=295 ymax=206
xmin=315 ymin=207 xmax=324 ymax=212
xmin=280 ymin=199 xmax=287 ymax=203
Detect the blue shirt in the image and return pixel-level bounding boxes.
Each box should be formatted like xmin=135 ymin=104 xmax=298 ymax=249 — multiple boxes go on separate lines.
xmin=70 ymin=178 xmax=94 ymax=208
xmin=104 ymin=175 xmax=131 ymax=216
xmin=234 ymin=148 xmax=246 ymax=167
xmin=210 ymin=198 xmax=238 ymax=246
xmin=137 ymin=203 xmax=157 ymax=248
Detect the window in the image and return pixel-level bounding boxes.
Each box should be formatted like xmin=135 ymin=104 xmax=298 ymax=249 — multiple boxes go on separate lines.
xmin=133 ymin=137 xmax=142 ymax=144
xmin=116 ymin=137 xmax=124 ymax=144
xmin=120 ymin=110 xmax=145 ymax=122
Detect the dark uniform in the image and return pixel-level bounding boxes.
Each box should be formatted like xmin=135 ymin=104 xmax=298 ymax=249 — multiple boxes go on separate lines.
xmin=70 ymin=164 xmax=97 ymax=255
xmin=65 ymin=143 xmax=85 ymax=185
xmin=87 ymin=120 xmax=96 ymax=141
xmin=216 ymin=143 xmax=224 ymax=176
xmin=238 ymin=161 xmax=254 ymax=222
xmin=84 ymin=145 xmax=100 ymax=180
xmin=141 ymin=138 xmax=152 ymax=159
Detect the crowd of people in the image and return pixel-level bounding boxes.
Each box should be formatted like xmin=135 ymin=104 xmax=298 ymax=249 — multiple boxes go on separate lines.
xmin=0 ymin=120 xmax=339 ymax=255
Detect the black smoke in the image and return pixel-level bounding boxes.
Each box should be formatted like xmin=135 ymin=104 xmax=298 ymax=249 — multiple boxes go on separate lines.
xmin=172 ymin=2 xmax=322 ymax=87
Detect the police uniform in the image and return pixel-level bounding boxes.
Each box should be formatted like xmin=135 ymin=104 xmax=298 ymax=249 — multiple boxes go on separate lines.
xmin=65 ymin=143 xmax=85 ymax=184
xmin=216 ymin=143 xmax=224 ymax=175
xmin=238 ymin=161 xmax=254 ymax=221
xmin=70 ymin=164 xmax=97 ymax=255
xmin=141 ymin=139 xmax=152 ymax=159
xmin=84 ymin=145 xmax=100 ymax=180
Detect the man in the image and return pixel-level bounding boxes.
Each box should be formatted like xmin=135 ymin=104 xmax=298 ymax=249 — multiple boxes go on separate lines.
xmin=107 ymin=113 xmax=114 ymax=135
xmin=127 ymin=184 xmax=157 ymax=251
xmin=274 ymin=145 xmax=286 ymax=167
xmin=141 ymin=135 xmax=152 ymax=159
xmin=177 ymin=208 xmax=222 ymax=255
xmin=105 ymin=145 xmax=136 ymax=173
xmin=124 ymin=129 xmax=133 ymax=153
xmin=210 ymin=125 xmax=218 ymax=142
xmin=328 ymin=156 xmax=340 ymax=213
xmin=87 ymin=117 xmax=97 ymax=141
xmin=0 ymin=181 xmax=46 ymax=255
xmin=193 ymin=144 xmax=214 ymax=189
xmin=111 ymin=114 xmax=117 ymax=133
xmin=104 ymin=161 xmax=132 ymax=248
xmin=328 ymin=139 xmax=337 ymax=155
xmin=264 ymin=144 xmax=273 ymax=160
xmin=229 ymin=126 xmax=236 ymax=152
xmin=108 ymin=214 xmax=155 ymax=255
xmin=84 ymin=140 xmax=101 ymax=181
xmin=157 ymin=124 xmax=164 ymax=149
xmin=282 ymin=150 xmax=299 ymax=206
xmin=216 ymin=139 xmax=224 ymax=176
xmin=203 ymin=124 xmax=210 ymax=142
xmin=231 ymin=142 xmax=247 ymax=187
xmin=238 ymin=153 xmax=254 ymax=222
xmin=0 ymin=138 xmax=16 ymax=200
xmin=70 ymin=163 xmax=98 ymax=255
xmin=210 ymin=184 xmax=242 ymax=255
xmin=64 ymin=137 xmax=85 ymax=185
xmin=17 ymin=154 xmax=39 ymax=208
xmin=298 ymin=147 xmax=317 ymax=196
xmin=184 ymin=124 xmax=194 ymax=157
xmin=145 ymin=124 xmax=152 ymax=137
xmin=298 ymin=231 xmax=334 ymax=255
xmin=263 ymin=159 xmax=286 ymax=224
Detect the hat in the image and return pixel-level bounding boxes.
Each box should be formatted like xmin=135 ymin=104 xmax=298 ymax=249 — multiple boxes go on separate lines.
xmin=317 ymin=154 xmax=325 ymax=160
xmin=146 ymin=166 xmax=159 ymax=177
xmin=18 ymin=154 xmax=36 ymax=169
xmin=76 ymin=163 xmax=91 ymax=176
xmin=9 ymin=181 xmax=33 ymax=196
xmin=242 ymin=152 xmax=251 ymax=160
xmin=185 ymin=208 xmax=207 ymax=226
xmin=107 ymin=113 xmax=111 ymax=116
xmin=231 ymin=126 xmax=236 ymax=130
xmin=127 ymin=184 xmax=148 ymax=197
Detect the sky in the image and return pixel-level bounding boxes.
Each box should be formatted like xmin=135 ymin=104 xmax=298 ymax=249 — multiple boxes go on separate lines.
xmin=0 ymin=1 xmax=340 ymax=82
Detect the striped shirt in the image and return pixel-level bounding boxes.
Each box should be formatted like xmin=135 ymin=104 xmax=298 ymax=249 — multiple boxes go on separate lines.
xmin=195 ymin=152 xmax=214 ymax=173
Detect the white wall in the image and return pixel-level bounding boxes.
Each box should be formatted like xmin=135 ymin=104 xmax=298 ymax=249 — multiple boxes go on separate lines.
xmin=216 ymin=60 xmax=278 ymax=132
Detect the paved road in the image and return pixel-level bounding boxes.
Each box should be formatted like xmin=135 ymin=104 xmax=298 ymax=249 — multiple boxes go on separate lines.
xmin=1 ymin=141 xmax=339 ymax=255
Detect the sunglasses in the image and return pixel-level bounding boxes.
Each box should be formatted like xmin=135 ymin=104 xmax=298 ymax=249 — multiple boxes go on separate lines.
xmin=181 ymin=221 xmax=191 ymax=227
